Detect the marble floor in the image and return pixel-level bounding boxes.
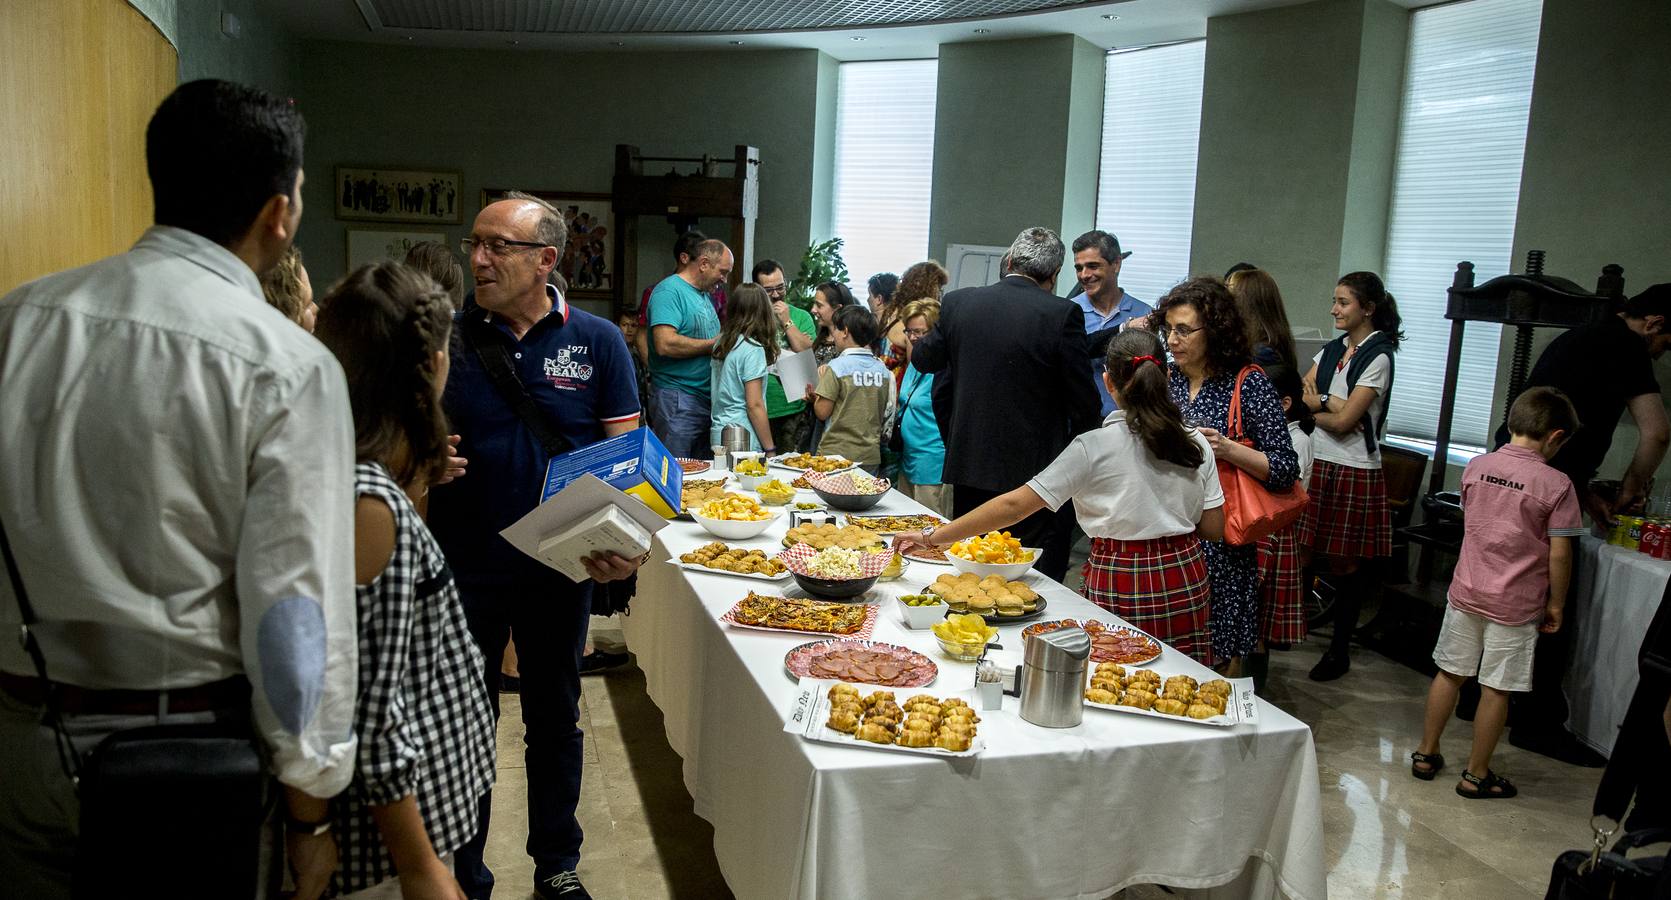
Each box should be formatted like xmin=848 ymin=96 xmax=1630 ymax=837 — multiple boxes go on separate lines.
xmin=478 ymin=626 xmax=1603 ymax=899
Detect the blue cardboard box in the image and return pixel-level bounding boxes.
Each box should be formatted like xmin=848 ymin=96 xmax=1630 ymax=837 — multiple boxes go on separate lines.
xmin=540 ymin=426 xmax=683 ymax=519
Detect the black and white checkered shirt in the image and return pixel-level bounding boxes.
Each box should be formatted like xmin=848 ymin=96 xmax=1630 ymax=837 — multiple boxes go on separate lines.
xmin=331 ymin=462 xmax=497 ymax=894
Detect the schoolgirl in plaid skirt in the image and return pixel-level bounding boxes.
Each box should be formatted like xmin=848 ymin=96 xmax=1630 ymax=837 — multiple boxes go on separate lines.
xmin=1299 ymin=272 xmax=1403 ymax=681
xmin=891 ymin=330 xmax=1226 ymax=665
xmin=315 ymin=263 xmax=496 ymax=898
xmin=1258 ymin=363 xmax=1316 ymax=648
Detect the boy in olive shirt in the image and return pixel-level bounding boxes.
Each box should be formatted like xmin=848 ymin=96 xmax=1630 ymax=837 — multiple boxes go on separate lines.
xmin=812 ymin=305 xmax=895 ymax=469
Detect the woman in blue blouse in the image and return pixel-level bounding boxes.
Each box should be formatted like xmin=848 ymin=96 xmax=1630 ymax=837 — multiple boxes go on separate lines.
xmin=1152 ymin=277 xmax=1299 ymax=673
xmin=894 ymin=298 xmax=950 ymax=516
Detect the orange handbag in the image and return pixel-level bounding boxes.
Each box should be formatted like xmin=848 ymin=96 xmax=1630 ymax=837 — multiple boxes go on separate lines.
xmin=1218 ymin=365 xmax=1309 ymax=545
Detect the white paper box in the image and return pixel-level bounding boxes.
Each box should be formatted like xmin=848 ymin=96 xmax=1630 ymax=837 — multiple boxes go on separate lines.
xmin=536 ymin=505 xmax=651 ymax=583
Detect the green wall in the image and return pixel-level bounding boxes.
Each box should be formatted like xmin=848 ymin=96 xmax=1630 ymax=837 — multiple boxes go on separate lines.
xmin=928 ymin=35 xmax=1104 ymax=278
xmin=288 ymin=41 xmax=830 ymax=314
xmin=174 ymin=0 xmax=297 ymax=94
xmin=1190 ymin=0 xmax=1406 ymax=336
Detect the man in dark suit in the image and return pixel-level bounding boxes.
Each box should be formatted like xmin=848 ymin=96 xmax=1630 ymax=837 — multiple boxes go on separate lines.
xmin=911 ymin=227 xmax=1102 ymax=582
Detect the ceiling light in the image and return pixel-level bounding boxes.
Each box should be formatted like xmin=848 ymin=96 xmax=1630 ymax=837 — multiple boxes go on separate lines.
xmin=972 ymin=28 xmax=990 ymax=33
xmin=1101 ymin=14 xmax=1120 ymax=20
xmin=729 ymin=40 xmax=744 ymax=45
xmin=506 ymin=39 xmax=519 ymax=45
xmin=850 ymin=36 xmax=866 ymax=41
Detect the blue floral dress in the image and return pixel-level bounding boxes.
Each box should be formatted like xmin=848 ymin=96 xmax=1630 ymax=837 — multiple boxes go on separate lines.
xmin=1168 ymin=366 xmax=1299 ymax=660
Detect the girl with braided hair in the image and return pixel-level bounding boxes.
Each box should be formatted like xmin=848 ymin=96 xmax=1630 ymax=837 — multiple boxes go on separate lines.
xmin=894 ymin=330 xmax=1226 ymax=663
xmin=313 ymin=261 xmax=496 ymax=898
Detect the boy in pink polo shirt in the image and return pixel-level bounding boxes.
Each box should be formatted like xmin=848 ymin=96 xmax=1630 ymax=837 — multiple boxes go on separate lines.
xmin=1412 ymin=386 xmax=1583 ymax=800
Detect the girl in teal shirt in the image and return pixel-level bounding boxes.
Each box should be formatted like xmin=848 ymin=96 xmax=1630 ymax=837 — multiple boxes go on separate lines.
xmin=709 ymin=284 xmax=781 ymax=453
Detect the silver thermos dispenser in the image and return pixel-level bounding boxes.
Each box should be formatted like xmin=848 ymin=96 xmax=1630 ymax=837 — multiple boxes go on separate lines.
xmin=720 ymin=424 xmax=752 ymax=470
xmin=1019 ymin=626 xmax=1091 ymax=728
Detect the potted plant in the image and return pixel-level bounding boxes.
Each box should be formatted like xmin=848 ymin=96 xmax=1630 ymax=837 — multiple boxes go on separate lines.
xmin=786 ymin=238 xmax=849 ymax=310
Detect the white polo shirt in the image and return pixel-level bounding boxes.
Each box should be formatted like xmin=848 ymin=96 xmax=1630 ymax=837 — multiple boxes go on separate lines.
xmin=1027 ymin=411 xmax=1224 ymax=540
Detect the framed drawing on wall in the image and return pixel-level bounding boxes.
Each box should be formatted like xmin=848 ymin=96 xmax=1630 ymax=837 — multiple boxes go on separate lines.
xmin=337 ymin=166 xmax=462 ymax=224
xmin=482 ymin=189 xmax=614 ymax=302
xmin=345 ymin=228 xmax=446 ymax=270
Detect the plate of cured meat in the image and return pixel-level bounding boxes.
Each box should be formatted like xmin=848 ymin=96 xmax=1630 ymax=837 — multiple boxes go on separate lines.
xmin=1022 ymin=618 xmax=1163 ymax=665
xmin=783 ymin=639 xmax=938 ymax=688
xmin=676 ymin=457 xmax=712 ymax=475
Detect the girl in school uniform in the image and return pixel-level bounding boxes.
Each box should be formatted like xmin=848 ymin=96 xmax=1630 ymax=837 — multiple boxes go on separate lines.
xmin=1298 ymin=271 xmax=1404 ymax=682
xmin=1251 ymin=362 xmax=1315 ymax=687
xmin=893 ymin=330 xmax=1226 ymax=664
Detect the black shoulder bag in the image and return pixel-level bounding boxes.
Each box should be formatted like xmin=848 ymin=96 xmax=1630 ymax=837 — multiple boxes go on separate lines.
xmin=1 ymin=515 xmax=276 ymax=898
xmin=462 ymin=318 xmax=636 ymax=614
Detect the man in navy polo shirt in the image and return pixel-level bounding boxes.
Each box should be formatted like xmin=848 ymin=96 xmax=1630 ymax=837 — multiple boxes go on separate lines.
xmin=430 ymin=193 xmax=643 ymax=900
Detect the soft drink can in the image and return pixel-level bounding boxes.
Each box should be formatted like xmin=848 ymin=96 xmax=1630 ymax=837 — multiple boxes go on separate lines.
xmin=1640 ymin=523 xmax=1664 ymax=557
xmin=1621 ymin=516 xmax=1645 ymax=551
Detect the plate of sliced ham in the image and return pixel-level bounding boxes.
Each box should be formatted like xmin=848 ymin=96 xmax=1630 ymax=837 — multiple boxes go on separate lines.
xmin=783 ymin=639 xmax=938 ymax=688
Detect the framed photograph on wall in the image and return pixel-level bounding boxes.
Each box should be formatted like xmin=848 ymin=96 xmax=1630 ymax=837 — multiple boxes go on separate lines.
xmin=482 ymin=189 xmax=614 ymax=301
xmin=345 ymin=228 xmax=446 ymax=270
xmin=337 ymin=166 xmax=462 ymax=224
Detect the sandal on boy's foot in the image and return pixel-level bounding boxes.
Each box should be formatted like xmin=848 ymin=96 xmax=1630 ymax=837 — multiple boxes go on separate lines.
xmin=1456 ymin=769 xmax=1517 ymax=799
xmin=1410 ymin=751 xmax=1445 ymax=781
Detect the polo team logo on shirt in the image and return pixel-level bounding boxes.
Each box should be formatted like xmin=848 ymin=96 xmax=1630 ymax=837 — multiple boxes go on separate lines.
xmin=544 ymin=345 xmax=594 ymax=391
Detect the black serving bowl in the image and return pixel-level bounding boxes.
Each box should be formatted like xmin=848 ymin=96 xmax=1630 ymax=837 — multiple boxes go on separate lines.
xmin=791 ymin=571 xmax=880 ymax=599
xmin=811 ymin=485 xmax=887 ymax=512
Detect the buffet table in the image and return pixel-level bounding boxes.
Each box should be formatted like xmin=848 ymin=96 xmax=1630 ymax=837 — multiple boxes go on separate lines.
xmin=1567 ymin=535 xmax=1671 ymax=755
xmin=623 ymin=483 xmax=1326 ymax=900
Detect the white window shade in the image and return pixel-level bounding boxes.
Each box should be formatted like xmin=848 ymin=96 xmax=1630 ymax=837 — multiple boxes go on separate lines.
xmin=832 ymin=60 xmax=938 ymax=292
xmin=1382 ymin=0 xmax=1542 ymax=446
xmin=1095 ymin=41 xmax=1205 ymax=304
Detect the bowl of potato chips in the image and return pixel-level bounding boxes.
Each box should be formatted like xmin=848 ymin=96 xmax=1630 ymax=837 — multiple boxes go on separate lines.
xmin=931 ymin=613 xmax=1000 ymax=661
xmin=690 ymin=493 xmax=782 ymax=540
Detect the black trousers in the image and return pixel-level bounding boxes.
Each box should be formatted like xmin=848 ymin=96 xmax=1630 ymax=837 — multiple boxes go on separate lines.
xmin=952 ymin=484 xmax=1076 ymax=583
xmin=1512 ymin=546 xmax=1585 ymax=734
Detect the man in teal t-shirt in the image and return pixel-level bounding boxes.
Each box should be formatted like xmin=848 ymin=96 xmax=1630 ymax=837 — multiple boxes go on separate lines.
xmin=754 ymin=259 xmax=817 ymax=453
xmin=647 ymin=239 xmax=731 ymax=457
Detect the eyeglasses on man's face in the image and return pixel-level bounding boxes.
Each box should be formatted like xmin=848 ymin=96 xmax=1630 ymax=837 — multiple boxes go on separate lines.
xmin=761 ymin=284 xmax=788 ymax=298
xmin=460 ymin=236 xmax=548 ymax=258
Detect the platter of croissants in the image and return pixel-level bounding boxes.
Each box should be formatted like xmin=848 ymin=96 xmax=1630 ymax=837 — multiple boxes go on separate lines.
xmin=782 ymin=680 xmax=984 ymax=757
xmin=1081 ymin=663 xmax=1258 ymax=727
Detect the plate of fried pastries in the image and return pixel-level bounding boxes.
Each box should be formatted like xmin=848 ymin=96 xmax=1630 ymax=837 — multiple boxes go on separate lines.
xmin=674 ymin=542 xmax=792 ymax=581
xmin=1080 ymin=663 xmax=1258 ymax=727
xmin=782 ymin=522 xmax=888 ymax=551
xmin=721 ymin=592 xmax=878 ymax=638
xmin=843 ymin=514 xmax=946 ymax=535
xmin=769 ymin=452 xmax=858 ymax=475
xmin=783 ymin=680 xmax=984 ymax=756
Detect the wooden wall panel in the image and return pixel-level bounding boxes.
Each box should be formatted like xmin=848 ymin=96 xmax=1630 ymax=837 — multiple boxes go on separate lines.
xmin=1 ymin=1 xmax=176 ymax=295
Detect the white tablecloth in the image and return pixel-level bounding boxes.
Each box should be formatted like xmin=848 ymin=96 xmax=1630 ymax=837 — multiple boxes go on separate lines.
xmin=623 ymin=487 xmax=1326 ymax=900
xmin=1567 ymin=535 xmax=1670 ymax=754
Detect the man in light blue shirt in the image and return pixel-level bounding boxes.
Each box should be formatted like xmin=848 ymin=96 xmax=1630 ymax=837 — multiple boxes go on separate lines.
xmin=647 ymin=238 xmax=732 ymax=457
xmin=1071 ymin=230 xmax=1151 ymax=415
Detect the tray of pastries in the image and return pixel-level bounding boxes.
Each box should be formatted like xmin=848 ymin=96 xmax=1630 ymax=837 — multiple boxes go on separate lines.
xmin=770 ymin=452 xmax=858 ymax=474
xmin=678 ymin=479 xmax=732 ymax=519
xmin=1023 ymin=618 xmax=1162 ymax=665
xmin=783 ymin=522 xmax=887 ymax=551
xmin=1081 ymin=664 xmax=1258 ymax=727
xmin=783 ymin=680 xmax=984 ymax=756
xmin=721 ymin=592 xmax=877 ymax=638
xmin=844 ymin=514 xmax=946 ymax=535
xmin=923 ymin=572 xmax=1048 ymax=622
xmin=674 ymin=542 xmax=792 ymax=581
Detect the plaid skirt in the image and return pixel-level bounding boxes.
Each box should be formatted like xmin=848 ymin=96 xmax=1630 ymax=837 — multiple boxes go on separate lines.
xmin=1257 ymin=526 xmax=1307 ymax=645
xmin=1295 ymin=459 xmax=1392 ymax=560
xmin=1083 ymin=535 xmax=1213 ymax=665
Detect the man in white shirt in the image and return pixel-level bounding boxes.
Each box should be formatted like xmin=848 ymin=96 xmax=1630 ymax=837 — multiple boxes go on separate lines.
xmin=0 ymin=80 xmax=358 ymax=899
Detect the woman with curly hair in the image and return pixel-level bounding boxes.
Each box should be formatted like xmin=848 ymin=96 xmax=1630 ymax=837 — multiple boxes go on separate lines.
xmin=1152 ymin=277 xmax=1299 ymax=672
xmin=1299 ymin=271 xmax=1403 ymax=682
xmin=259 ymin=245 xmax=318 ymax=332
xmin=883 ymin=261 xmax=950 ymax=357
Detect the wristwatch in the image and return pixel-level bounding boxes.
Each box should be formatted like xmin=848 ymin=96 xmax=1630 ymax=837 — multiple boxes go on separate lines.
xmin=286 ymin=814 xmax=333 ymax=837
xmin=1317 ymin=394 xmax=1331 ymax=411
xmin=919 ymin=525 xmax=939 ymax=546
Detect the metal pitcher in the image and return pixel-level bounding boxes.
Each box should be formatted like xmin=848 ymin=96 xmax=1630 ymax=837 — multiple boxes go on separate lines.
xmin=720 ymin=425 xmax=752 ymax=470
xmin=1019 ymin=626 xmax=1090 ymax=728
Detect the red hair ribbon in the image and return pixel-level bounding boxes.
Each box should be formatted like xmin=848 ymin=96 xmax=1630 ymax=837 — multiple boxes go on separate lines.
xmin=1131 ymin=355 xmax=1162 ymax=369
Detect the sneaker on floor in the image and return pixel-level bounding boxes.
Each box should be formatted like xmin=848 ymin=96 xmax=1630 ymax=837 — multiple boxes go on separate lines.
xmin=536 ymin=870 xmax=592 ymax=900
xmin=579 ymin=650 xmax=629 ymax=675
xmin=1308 ymin=652 xmax=1350 ymax=682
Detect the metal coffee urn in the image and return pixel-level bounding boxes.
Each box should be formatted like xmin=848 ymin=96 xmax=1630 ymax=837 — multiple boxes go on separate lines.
xmin=719 ymin=424 xmax=752 ymax=470
xmin=1019 ymin=626 xmax=1090 ymax=728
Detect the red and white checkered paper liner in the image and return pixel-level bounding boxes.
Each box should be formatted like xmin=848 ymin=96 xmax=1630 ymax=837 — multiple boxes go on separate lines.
xmin=779 ymin=543 xmax=897 ymax=579
xmin=805 ymin=470 xmax=891 ymax=496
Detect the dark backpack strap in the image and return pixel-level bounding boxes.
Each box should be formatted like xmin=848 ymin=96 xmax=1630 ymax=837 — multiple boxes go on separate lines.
xmin=461 ymin=315 xmax=572 ymax=458
xmin=0 ymin=512 xmax=85 ymax=782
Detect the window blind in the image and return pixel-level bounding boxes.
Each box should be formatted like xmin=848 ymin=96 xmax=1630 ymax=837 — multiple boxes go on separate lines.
xmin=1094 ymin=41 xmax=1206 ymax=304
xmin=1382 ymin=0 xmax=1542 ymax=445
xmin=832 ymin=60 xmax=938 ymax=293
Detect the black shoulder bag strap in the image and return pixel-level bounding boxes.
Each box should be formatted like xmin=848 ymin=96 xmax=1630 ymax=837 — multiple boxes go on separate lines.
xmin=0 ymin=513 xmax=85 ymax=783
xmin=462 ymin=315 xmax=573 ymax=457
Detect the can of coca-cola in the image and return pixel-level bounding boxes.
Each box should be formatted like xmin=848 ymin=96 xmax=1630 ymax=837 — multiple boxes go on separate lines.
xmin=1639 ymin=523 xmax=1665 ymax=558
